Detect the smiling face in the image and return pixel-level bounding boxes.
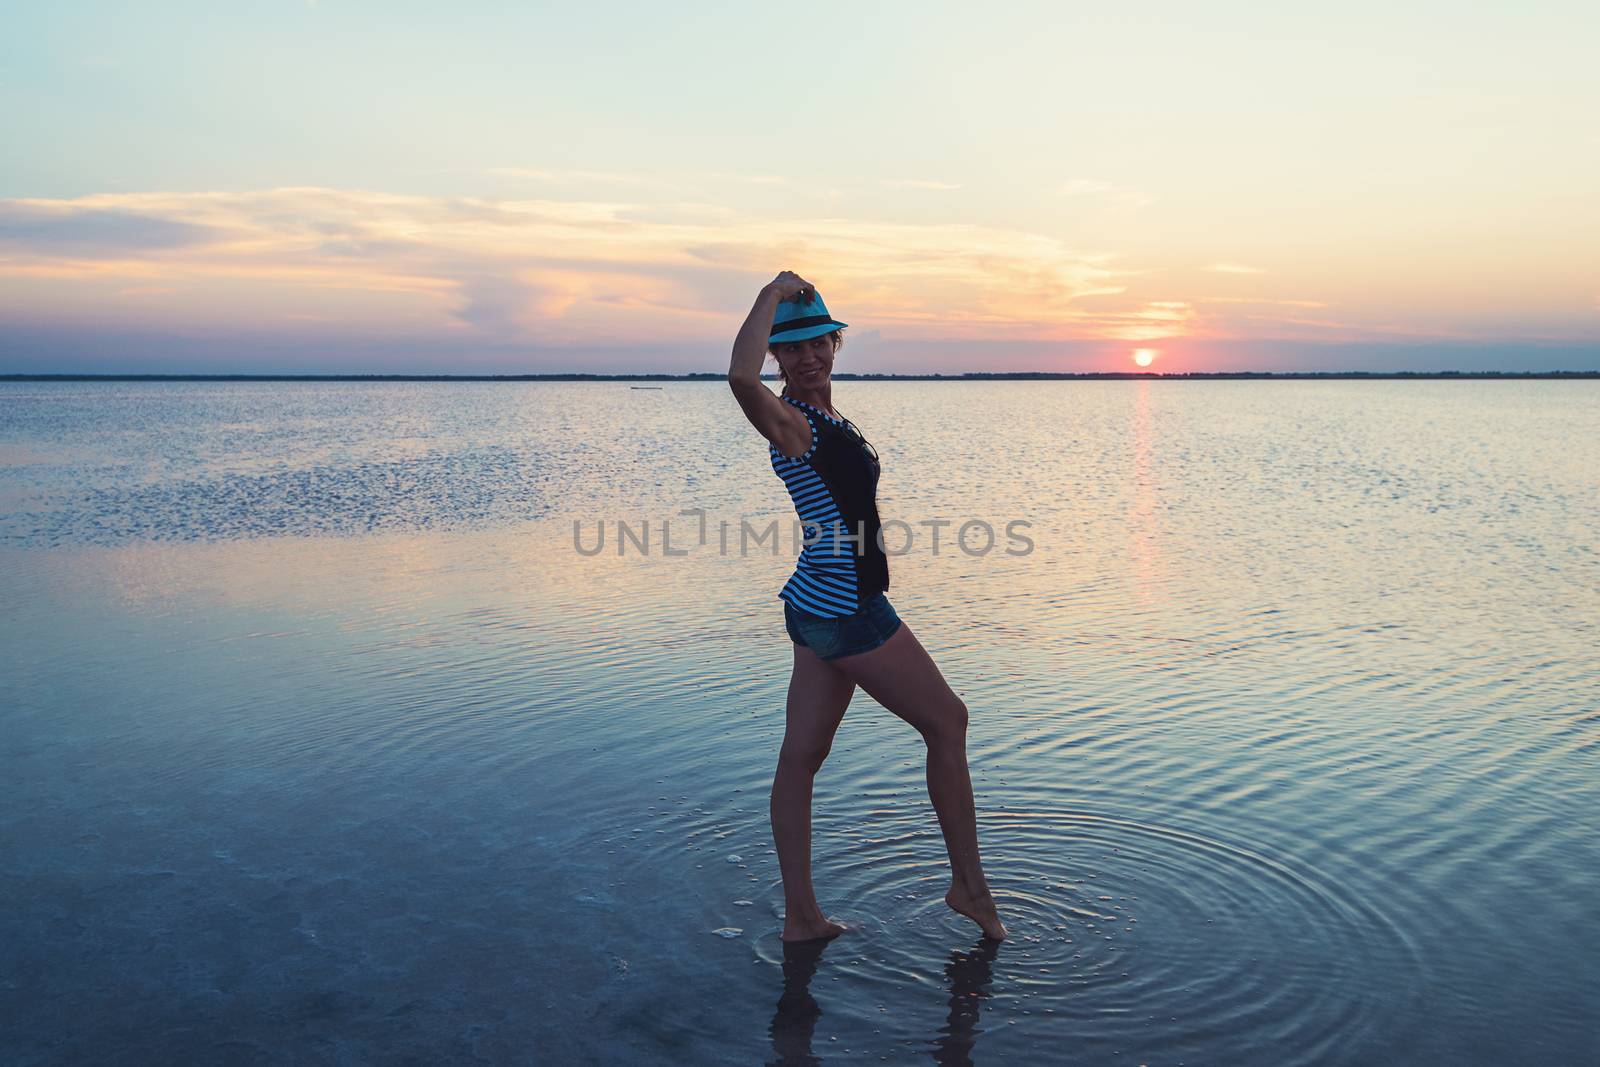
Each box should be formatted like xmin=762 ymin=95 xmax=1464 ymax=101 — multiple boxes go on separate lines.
xmin=771 ymin=331 xmax=842 ymax=388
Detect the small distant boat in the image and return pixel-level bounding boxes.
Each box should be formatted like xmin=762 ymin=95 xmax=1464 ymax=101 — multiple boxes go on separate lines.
xmin=630 ymin=386 xmax=663 ymax=390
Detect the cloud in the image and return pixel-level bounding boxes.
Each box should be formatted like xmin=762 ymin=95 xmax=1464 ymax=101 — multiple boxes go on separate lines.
xmin=451 ymin=275 xmax=543 ymax=337
xmin=700 ymin=172 xmax=788 ymax=186
xmin=1054 ymin=178 xmax=1153 ymax=209
xmin=487 ymin=167 xmax=792 ymax=195
xmin=1200 ymin=297 xmax=1328 ymax=309
xmin=1057 ymin=179 xmax=1115 ymax=196
xmin=486 ymin=167 xmax=659 ymax=186
xmin=1205 ymin=262 xmax=1268 ymax=274
xmin=880 ymin=179 xmax=963 ymax=191
xmin=0 ymin=187 xmax=1152 ymax=344
xmin=0 ymin=202 xmax=224 ymax=254
xmin=13 ymin=185 xmax=1520 ymax=351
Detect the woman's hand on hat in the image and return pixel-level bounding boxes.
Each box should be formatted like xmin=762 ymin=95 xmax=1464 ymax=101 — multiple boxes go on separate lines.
xmin=765 ymin=271 xmax=813 ymax=303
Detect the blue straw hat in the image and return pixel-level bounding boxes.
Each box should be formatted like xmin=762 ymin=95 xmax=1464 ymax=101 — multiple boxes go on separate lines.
xmin=770 ymin=290 xmax=848 ymax=344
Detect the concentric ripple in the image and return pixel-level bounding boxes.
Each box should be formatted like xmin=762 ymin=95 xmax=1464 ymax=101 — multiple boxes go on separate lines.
xmin=734 ymin=806 xmax=1425 ymax=1065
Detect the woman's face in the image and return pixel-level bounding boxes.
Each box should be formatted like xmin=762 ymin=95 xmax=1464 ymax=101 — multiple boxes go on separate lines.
xmin=774 ymin=333 xmax=837 ymax=388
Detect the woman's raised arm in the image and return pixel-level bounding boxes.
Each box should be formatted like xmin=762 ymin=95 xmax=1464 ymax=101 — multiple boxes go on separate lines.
xmin=728 ymin=272 xmax=811 ymax=456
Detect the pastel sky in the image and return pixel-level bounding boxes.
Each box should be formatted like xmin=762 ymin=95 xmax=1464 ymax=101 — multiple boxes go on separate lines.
xmin=2 ymin=1 xmax=1597 ymax=374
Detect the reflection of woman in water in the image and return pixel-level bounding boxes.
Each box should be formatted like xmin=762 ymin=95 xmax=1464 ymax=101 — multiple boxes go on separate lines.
xmin=768 ymin=936 xmax=998 ymax=1067
xmin=932 ymin=939 xmax=1000 ymax=1067
xmin=728 ymin=271 xmax=1006 ymax=943
xmin=769 ymin=940 xmax=827 ymax=1067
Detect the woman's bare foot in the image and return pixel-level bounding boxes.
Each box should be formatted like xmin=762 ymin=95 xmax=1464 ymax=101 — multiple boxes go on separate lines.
xmin=945 ymin=886 xmax=1007 ymax=941
xmin=781 ymin=916 xmax=849 ymax=942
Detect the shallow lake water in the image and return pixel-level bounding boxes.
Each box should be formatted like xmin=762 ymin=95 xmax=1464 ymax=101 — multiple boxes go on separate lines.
xmin=2 ymin=380 xmax=1596 ymax=1064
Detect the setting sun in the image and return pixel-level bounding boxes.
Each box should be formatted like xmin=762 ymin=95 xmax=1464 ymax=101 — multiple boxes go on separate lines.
xmin=1133 ymin=348 xmax=1158 ymax=368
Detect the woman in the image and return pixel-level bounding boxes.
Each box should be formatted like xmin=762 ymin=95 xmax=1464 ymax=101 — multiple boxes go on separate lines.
xmin=727 ymin=271 xmax=1007 ymax=943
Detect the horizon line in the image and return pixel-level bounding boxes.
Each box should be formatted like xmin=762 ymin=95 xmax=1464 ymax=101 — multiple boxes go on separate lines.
xmin=3 ymin=371 xmax=1599 ymax=383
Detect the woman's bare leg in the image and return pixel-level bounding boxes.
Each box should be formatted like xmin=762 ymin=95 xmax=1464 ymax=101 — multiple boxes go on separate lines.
xmin=832 ymin=623 xmax=1007 ymax=940
xmin=773 ymin=642 xmax=856 ymax=941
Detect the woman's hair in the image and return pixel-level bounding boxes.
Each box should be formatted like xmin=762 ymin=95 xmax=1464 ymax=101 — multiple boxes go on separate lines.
xmin=768 ymin=329 xmax=845 ymax=383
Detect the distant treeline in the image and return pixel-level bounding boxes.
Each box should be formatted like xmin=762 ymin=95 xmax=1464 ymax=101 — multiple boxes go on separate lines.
xmin=3 ymin=371 xmax=1597 ymax=382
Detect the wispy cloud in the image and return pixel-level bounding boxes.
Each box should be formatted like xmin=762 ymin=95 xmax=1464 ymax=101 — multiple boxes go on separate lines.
xmin=880 ymin=179 xmax=963 ymax=191
xmin=485 ymin=167 xmax=660 ymax=186
xmin=1200 ymin=297 xmax=1328 ymax=308
xmin=1057 ymin=179 xmax=1115 ymax=196
xmin=1054 ymin=178 xmax=1153 ymax=209
xmin=487 ymin=166 xmax=792 ymax=193
xmin=702 ymin=172 xmax=788 ymax=186
xmin=0 ymin=202 xmax=224 ymax=254
xmin=0 ymin=186 xmax=1389 ymax=348
xmin=0 ymin=187 xmax=1157 ymax=343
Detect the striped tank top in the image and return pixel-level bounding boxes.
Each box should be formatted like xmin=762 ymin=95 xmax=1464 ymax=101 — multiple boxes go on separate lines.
xmin=769 ymin=394 xmax=890 ymax=617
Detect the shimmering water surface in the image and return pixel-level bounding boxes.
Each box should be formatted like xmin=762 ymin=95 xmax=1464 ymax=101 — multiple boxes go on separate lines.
xmin=2 ymin=381 xmax=1596 ymax=1065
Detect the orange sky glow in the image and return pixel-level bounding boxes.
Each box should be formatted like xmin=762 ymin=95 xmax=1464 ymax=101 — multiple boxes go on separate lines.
xmin=1 ymin=5 xmax=1595 ymax=374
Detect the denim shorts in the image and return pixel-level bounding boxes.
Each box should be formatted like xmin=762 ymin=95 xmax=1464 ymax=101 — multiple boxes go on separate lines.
xmin=783 ymin=593 xmax=903 ymax=661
